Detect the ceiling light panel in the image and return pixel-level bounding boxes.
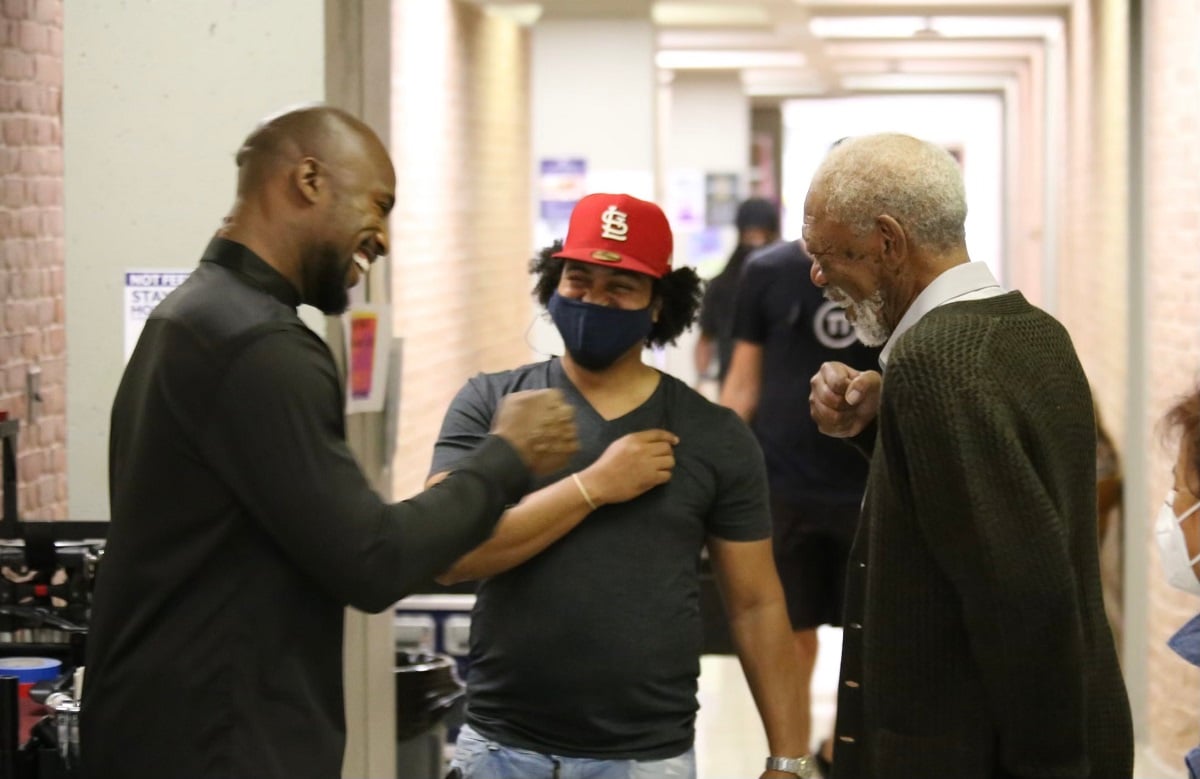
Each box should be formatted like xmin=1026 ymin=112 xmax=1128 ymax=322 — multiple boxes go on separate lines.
xmin=657 ymin=49 xmax=808 ymax=69
xmin=839 ymin=72 xmax=1014 ymax=91
xmin=653 ymin=2 xmax=773 ymax=26
xmin=480 ymin=3 xmax=543 ymax=25
xmin=658 ymin=29 xmax=792 ymax=49
xmin=798 ymin=0 xmax=1069 ymax=11
xmin=808 ymin=14 xmax=1062 ymax=39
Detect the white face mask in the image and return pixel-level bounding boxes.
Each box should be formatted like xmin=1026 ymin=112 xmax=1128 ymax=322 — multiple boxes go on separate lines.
xmin=1155 ymin=489 xmax=1200 ymax=595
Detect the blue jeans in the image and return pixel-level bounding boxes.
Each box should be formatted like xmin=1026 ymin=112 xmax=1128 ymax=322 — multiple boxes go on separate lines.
xmin=450 ymin=724 xmax=696 ymax=779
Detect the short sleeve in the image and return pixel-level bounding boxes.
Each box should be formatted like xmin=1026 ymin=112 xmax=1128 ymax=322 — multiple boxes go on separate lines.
xmin=704 ymin=409 xmax=772 ymax=541
xmin=430 ymin=375 xmax=498 ymax=478
xmin=730 ymin=255 xmax=772 ymax=345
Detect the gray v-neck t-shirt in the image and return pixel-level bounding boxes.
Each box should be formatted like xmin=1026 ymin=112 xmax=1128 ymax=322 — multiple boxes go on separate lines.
xmin=429 ymin=357 xmax=770 ymax=759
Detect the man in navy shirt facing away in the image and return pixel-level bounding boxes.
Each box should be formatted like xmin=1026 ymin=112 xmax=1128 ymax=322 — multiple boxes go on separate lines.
xmin=720 ymin=236 xmax=880 ymax=775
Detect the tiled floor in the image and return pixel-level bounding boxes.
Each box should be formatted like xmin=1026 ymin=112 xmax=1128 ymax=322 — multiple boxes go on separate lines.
xmin=694 ymin=626 xmax=1181 ymax=779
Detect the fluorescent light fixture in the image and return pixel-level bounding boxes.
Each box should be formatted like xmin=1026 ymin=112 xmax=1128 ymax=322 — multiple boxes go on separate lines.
xmin=741 ymin=68 xmax=827 ymax=97
xmin=809 ymin=15 xmax=926 ymax=38
xmin=657 ymin=49 xmax=807 ymax=69
xmin=839 ymin=72 xmax=1013 ymax=91
xmin=481 ymin=2 xmax=543 ymax=25
xmin=658 ymin=30 xmax=791 ymax=49
xmin=653 ymin=3 xmax=772 ymax=27
xmin=809 ymin=15 xmax=1062 ymax=40
xmin=933 ymin=16 xmax=1062 ymax=38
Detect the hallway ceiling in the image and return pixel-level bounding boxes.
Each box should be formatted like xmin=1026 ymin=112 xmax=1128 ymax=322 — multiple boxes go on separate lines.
xmin=466 ymin=0 xmax=1068 ymax=103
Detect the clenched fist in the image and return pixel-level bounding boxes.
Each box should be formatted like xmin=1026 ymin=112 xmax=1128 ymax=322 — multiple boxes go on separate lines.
xmin=809 ymin=361 xmax=882 ymax=438
xmin=492 ymin=389 xmax=580 ymax=476
xmin=577 ymin=429 xmax=679 ymax=508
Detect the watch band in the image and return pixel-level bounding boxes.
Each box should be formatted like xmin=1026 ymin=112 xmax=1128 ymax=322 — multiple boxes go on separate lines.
xmin=765 ymin=754 xmax=816 ymax=778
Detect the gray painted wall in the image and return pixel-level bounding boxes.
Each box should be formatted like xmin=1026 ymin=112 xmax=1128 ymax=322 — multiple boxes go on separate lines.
xmin=65 ymin=0 xmax=325 ymax=518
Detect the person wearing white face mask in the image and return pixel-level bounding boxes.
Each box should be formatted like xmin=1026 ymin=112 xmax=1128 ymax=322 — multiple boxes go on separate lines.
xmin=1156 ymin=385 xmax=1200 ymax=778
xmin=1157 ymin=485 xmax=1200 ymax=596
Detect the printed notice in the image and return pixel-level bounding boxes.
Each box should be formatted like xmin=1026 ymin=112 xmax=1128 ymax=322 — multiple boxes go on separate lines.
xmin=538 ymin=158 xmax=587 ymax=223
xmin=124 ymin=270 xmax=190 ymax=362
xmin=343 ymin=303 xmax=392 ymax=414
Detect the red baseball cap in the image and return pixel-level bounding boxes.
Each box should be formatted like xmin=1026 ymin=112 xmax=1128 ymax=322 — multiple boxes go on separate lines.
xmin=553 ymin=193 xmax=673 ymax=279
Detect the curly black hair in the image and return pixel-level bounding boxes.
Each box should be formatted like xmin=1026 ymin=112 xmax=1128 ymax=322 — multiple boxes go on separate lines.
xmin=1165 ymin=386 xmax=1200 ymax=493
xmin=529 ymin=241 xmax=703 ymax=348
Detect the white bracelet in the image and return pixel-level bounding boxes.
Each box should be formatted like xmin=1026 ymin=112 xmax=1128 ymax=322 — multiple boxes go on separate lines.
xmin=571 ymin=473 xmax=598 ymax=511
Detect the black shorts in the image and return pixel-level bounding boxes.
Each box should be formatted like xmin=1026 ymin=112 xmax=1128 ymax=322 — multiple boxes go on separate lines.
xmin=770 ymin=494 xmax=860 ymax=630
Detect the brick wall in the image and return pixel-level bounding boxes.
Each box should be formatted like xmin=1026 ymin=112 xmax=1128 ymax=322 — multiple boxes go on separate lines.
xmin=0 ymin=0 xmax=64 ymax=519
xmin=1144 ymin=0 xmax=1200 ymax=765
xmin=388 ymin=0 xmax=533 ymax=498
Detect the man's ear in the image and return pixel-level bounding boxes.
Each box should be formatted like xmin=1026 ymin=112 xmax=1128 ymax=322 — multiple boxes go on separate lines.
xmin=876 ymin=214 xmax=907 ymax=270
xmin=293 ymin=157 xmax=322 ymax=205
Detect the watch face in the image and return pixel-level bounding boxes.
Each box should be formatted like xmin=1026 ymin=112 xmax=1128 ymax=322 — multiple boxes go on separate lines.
xmin=766 ymin=755 xmax=815 ymax=777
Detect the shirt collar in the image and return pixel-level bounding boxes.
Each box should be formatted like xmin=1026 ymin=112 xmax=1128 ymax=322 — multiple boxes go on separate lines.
xmin=200 ymin=237 xmax=302 ymax=308
xmin=878 ymin=262 xmax=1003 ymax=370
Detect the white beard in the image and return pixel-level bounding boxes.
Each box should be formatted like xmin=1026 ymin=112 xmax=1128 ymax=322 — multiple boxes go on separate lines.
xmin=824 ymin=287 xmax=891 ymax=347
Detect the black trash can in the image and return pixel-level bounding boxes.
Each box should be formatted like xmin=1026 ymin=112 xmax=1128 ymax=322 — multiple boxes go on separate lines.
xmin=395 ymin=651 xmax=464 ymax=779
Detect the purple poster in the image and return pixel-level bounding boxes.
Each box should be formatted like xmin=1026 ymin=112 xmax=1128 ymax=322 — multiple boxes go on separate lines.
xmin=539 ymin=158 xmax=587 ymax=221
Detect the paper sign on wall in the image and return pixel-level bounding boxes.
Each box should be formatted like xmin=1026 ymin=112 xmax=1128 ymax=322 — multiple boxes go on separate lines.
xmin=539 ymin=158 xmax=587 ymax=222
xmin=343 ymin=303 xmax=392 ymax=414
xmin=704 ymin=173 xmax=740 ymax=228
xmin=124 ymin=269 xmax=191 ymax=362
xmin=666 ymin=169 xmax=706 ymax=232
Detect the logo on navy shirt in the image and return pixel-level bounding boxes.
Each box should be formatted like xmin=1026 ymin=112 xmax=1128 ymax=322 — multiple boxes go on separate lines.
xmin=814 ymin=300 xmax=859 ymax=349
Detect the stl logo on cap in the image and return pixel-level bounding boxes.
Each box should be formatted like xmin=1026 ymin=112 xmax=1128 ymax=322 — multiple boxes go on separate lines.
xmin=553 ymin=193 xmax=674 ymax=279
xmin=599 ymin=205 xmax=629 ymax=242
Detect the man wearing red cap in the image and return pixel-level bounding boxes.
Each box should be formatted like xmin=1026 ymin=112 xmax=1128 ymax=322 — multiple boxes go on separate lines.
xmin=428 ymin=193 xmax=815 ymax=779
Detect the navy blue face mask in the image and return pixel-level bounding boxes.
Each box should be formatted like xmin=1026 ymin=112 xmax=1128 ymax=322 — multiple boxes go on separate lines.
xmin=547 ymin=291 xmax=654 ymax=371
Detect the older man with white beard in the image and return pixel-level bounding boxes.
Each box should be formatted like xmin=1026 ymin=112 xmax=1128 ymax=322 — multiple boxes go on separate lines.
xmin=805 ymin=133 xmax=1132 ymax=779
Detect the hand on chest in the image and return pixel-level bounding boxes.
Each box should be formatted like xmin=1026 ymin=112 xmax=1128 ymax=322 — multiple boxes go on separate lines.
xmin=558 ymin=417 xmax=716 ymax=544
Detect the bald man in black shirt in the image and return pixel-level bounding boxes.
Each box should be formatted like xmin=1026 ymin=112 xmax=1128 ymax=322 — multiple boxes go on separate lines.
xmin=81 ymin=105 xmax=578 ymax=779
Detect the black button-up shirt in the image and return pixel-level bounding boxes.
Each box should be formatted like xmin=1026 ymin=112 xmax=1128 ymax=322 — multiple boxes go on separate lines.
xmin=82 ymin=238 xmax=530 ymax=779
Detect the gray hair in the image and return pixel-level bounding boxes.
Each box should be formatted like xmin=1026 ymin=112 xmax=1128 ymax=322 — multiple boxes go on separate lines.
xmin=812 ymin=133 xmax=967 ymax=252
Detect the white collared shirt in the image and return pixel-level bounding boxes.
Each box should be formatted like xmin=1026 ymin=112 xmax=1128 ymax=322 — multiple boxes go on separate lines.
xmin=878 ymin=262 xmax=1005 ymax=370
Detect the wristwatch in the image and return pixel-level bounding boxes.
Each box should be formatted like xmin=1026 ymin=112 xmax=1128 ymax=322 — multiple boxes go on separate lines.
xmin=765 ymin=754 xmax=817 ymax=778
